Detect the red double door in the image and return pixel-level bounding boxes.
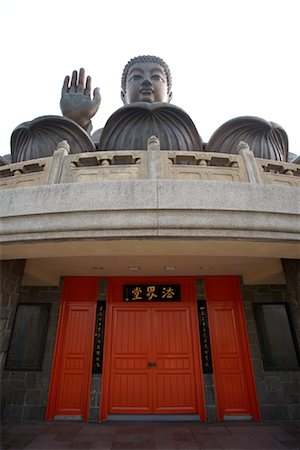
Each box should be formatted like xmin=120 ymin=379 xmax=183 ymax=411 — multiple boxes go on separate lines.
xmin=101 ymin=277 xmax=205 ymax=419
xmin=107 ymin=304 xmax=202 ymax=415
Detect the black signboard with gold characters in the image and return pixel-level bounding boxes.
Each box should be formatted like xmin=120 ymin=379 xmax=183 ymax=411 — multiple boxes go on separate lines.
xmin=124 ymin=284 xmax=181 ymax=302
xmin=92 ymin=301 xmax=106 ymax=374
xmin=197 ymin=301 xmax=213 ymax=374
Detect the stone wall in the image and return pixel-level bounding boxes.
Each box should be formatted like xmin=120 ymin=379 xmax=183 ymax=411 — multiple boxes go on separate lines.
xmin=89 ymin=374 xmax=102 ymax=422
xmin=0 ymin=260 xmax=26 ymax=368
xmin=241 ymin=283 xmax=300 ymax=420
xmin=0 ymin=260 xmax=25 ymax=415
xmin=1 ymin=285 xmax=61 ymax=421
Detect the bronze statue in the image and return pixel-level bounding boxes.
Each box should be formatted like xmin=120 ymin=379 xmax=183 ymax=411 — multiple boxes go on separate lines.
xmin=10 ymin=55 xmax=288 ymax=162
xmin=61 ymin=56 xmax=173 ymax=138
xmin=61 ymin=56 xmax=203 ymax=151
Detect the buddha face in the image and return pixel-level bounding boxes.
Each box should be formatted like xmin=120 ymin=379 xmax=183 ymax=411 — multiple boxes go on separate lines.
xmin=121 ymin=62 xmax=172 ymax=104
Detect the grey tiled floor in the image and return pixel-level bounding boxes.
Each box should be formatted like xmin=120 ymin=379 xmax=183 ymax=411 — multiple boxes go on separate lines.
xmin=1 ymin=420 xmax=300 ymax=450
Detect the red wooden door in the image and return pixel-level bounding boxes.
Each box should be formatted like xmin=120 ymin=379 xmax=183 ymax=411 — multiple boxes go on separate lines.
xmin=204 ymin=276 xmax=260 ymax=421
xmin=108 ymin=305 xmax=199 ymax=415
xmin=109 ymin=307 xmax=152 ymax=414
xmin=51 ymin=303 xmax=95 ymax=418
xmin=153 ymin=307 xmax=198 ymax=414
xmin=46 ymin=277 xmax=98 ymax=421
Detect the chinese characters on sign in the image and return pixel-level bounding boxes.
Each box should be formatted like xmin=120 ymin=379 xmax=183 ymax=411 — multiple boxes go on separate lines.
xmin=92 ymin=301 xmax=106 ymax=373
xmin=123 ymin=285 xmax=181 ymax=302
xmin=197 ymin=301 xmax=213 ymax=373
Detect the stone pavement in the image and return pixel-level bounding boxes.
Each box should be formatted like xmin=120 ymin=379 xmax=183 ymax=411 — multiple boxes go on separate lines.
xmin=1 ymin=420 xmax=300 ymax=450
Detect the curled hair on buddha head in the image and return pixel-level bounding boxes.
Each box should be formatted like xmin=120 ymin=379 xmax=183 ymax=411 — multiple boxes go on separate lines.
xmin=121 ymin=55 xmax=172 ymax=94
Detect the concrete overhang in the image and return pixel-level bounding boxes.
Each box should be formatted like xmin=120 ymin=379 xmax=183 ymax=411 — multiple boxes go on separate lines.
xmin=1 ymin=179 xmax=299 ymax=285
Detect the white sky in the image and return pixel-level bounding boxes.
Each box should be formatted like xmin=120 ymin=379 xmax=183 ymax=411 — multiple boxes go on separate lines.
xmin=1 ymin=0 xmax=299 ymax=158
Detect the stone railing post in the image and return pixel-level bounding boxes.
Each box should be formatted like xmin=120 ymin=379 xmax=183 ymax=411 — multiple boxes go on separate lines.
xmin=238 ymin=141 xmax=262 ymax=183
xmin=147 ymin=136 xmax=161 ymax=179
xmin=47 ymin=140 xmax=70 ymax=185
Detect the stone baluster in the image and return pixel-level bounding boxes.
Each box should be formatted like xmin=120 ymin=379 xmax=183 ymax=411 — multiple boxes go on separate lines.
xmin=238 ymin=141 xmax=262 ymax=183
xmin=47 ymin=140 xmax=70 ymax=184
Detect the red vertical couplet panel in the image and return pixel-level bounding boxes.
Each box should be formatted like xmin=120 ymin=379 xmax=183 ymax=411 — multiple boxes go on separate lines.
xmin=46 ymin=277 xmax=98 ymax=421
xmin=204 ymin=276 xmax=261 ymax=421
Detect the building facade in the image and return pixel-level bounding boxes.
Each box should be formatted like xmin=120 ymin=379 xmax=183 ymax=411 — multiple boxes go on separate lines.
xmin=1 ymin=141 xmax=300 ymax=422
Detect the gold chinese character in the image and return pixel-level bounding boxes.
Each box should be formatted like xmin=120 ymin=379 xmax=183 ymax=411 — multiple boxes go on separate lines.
xmin=146 ymin=286 xmax=157 ymax=300
xmin=162 ymin=287 xmax=175 ymax=299
xmin=132 ymin=287 xmax=142 ymax=300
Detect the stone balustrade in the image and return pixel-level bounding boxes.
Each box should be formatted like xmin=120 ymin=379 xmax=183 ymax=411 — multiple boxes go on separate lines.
xmin=0 ymin=138 xmax=299 ymax=190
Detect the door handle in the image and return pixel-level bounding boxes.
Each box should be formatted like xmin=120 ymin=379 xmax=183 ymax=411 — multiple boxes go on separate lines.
xmin=148 ymin=362 xmax=156 ymax=367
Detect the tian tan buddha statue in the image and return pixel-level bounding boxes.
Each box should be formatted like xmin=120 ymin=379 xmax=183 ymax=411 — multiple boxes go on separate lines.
xmin=10 ymin=55 xmax=288 ymax=162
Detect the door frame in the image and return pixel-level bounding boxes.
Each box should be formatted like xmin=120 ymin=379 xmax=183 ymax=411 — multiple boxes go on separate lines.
xmin=100 ymin=276 xmax=206 ymax=421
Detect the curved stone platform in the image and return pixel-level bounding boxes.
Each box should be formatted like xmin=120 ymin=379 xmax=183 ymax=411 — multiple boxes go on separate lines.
xmin=1 ymin=145 xmax=299 ymax=285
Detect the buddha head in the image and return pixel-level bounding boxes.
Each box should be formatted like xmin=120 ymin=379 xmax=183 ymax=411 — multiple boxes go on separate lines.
xmin=121 ymin=55 xmax=173 ymax=105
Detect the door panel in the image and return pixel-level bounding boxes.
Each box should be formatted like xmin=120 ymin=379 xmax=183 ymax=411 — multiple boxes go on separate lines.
xmin=54 ymin=305 xmax=94 ymax=416
xmin=209 ymin=304 xmax=251 ymax=415
xmin=153 ymin=308 xmax=197 ymax=413
xmin=109 ymin=308 xmax=152 ymax=413
xmin=204 ymin=276 xmax=261 ymax=421
xmin=46 ymin=277 xmax=98 ymax=421
xmin=155 ymin=374 xmax=196 ymax=411
xmin=110 ymin=373 xmax=151 ymax=412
